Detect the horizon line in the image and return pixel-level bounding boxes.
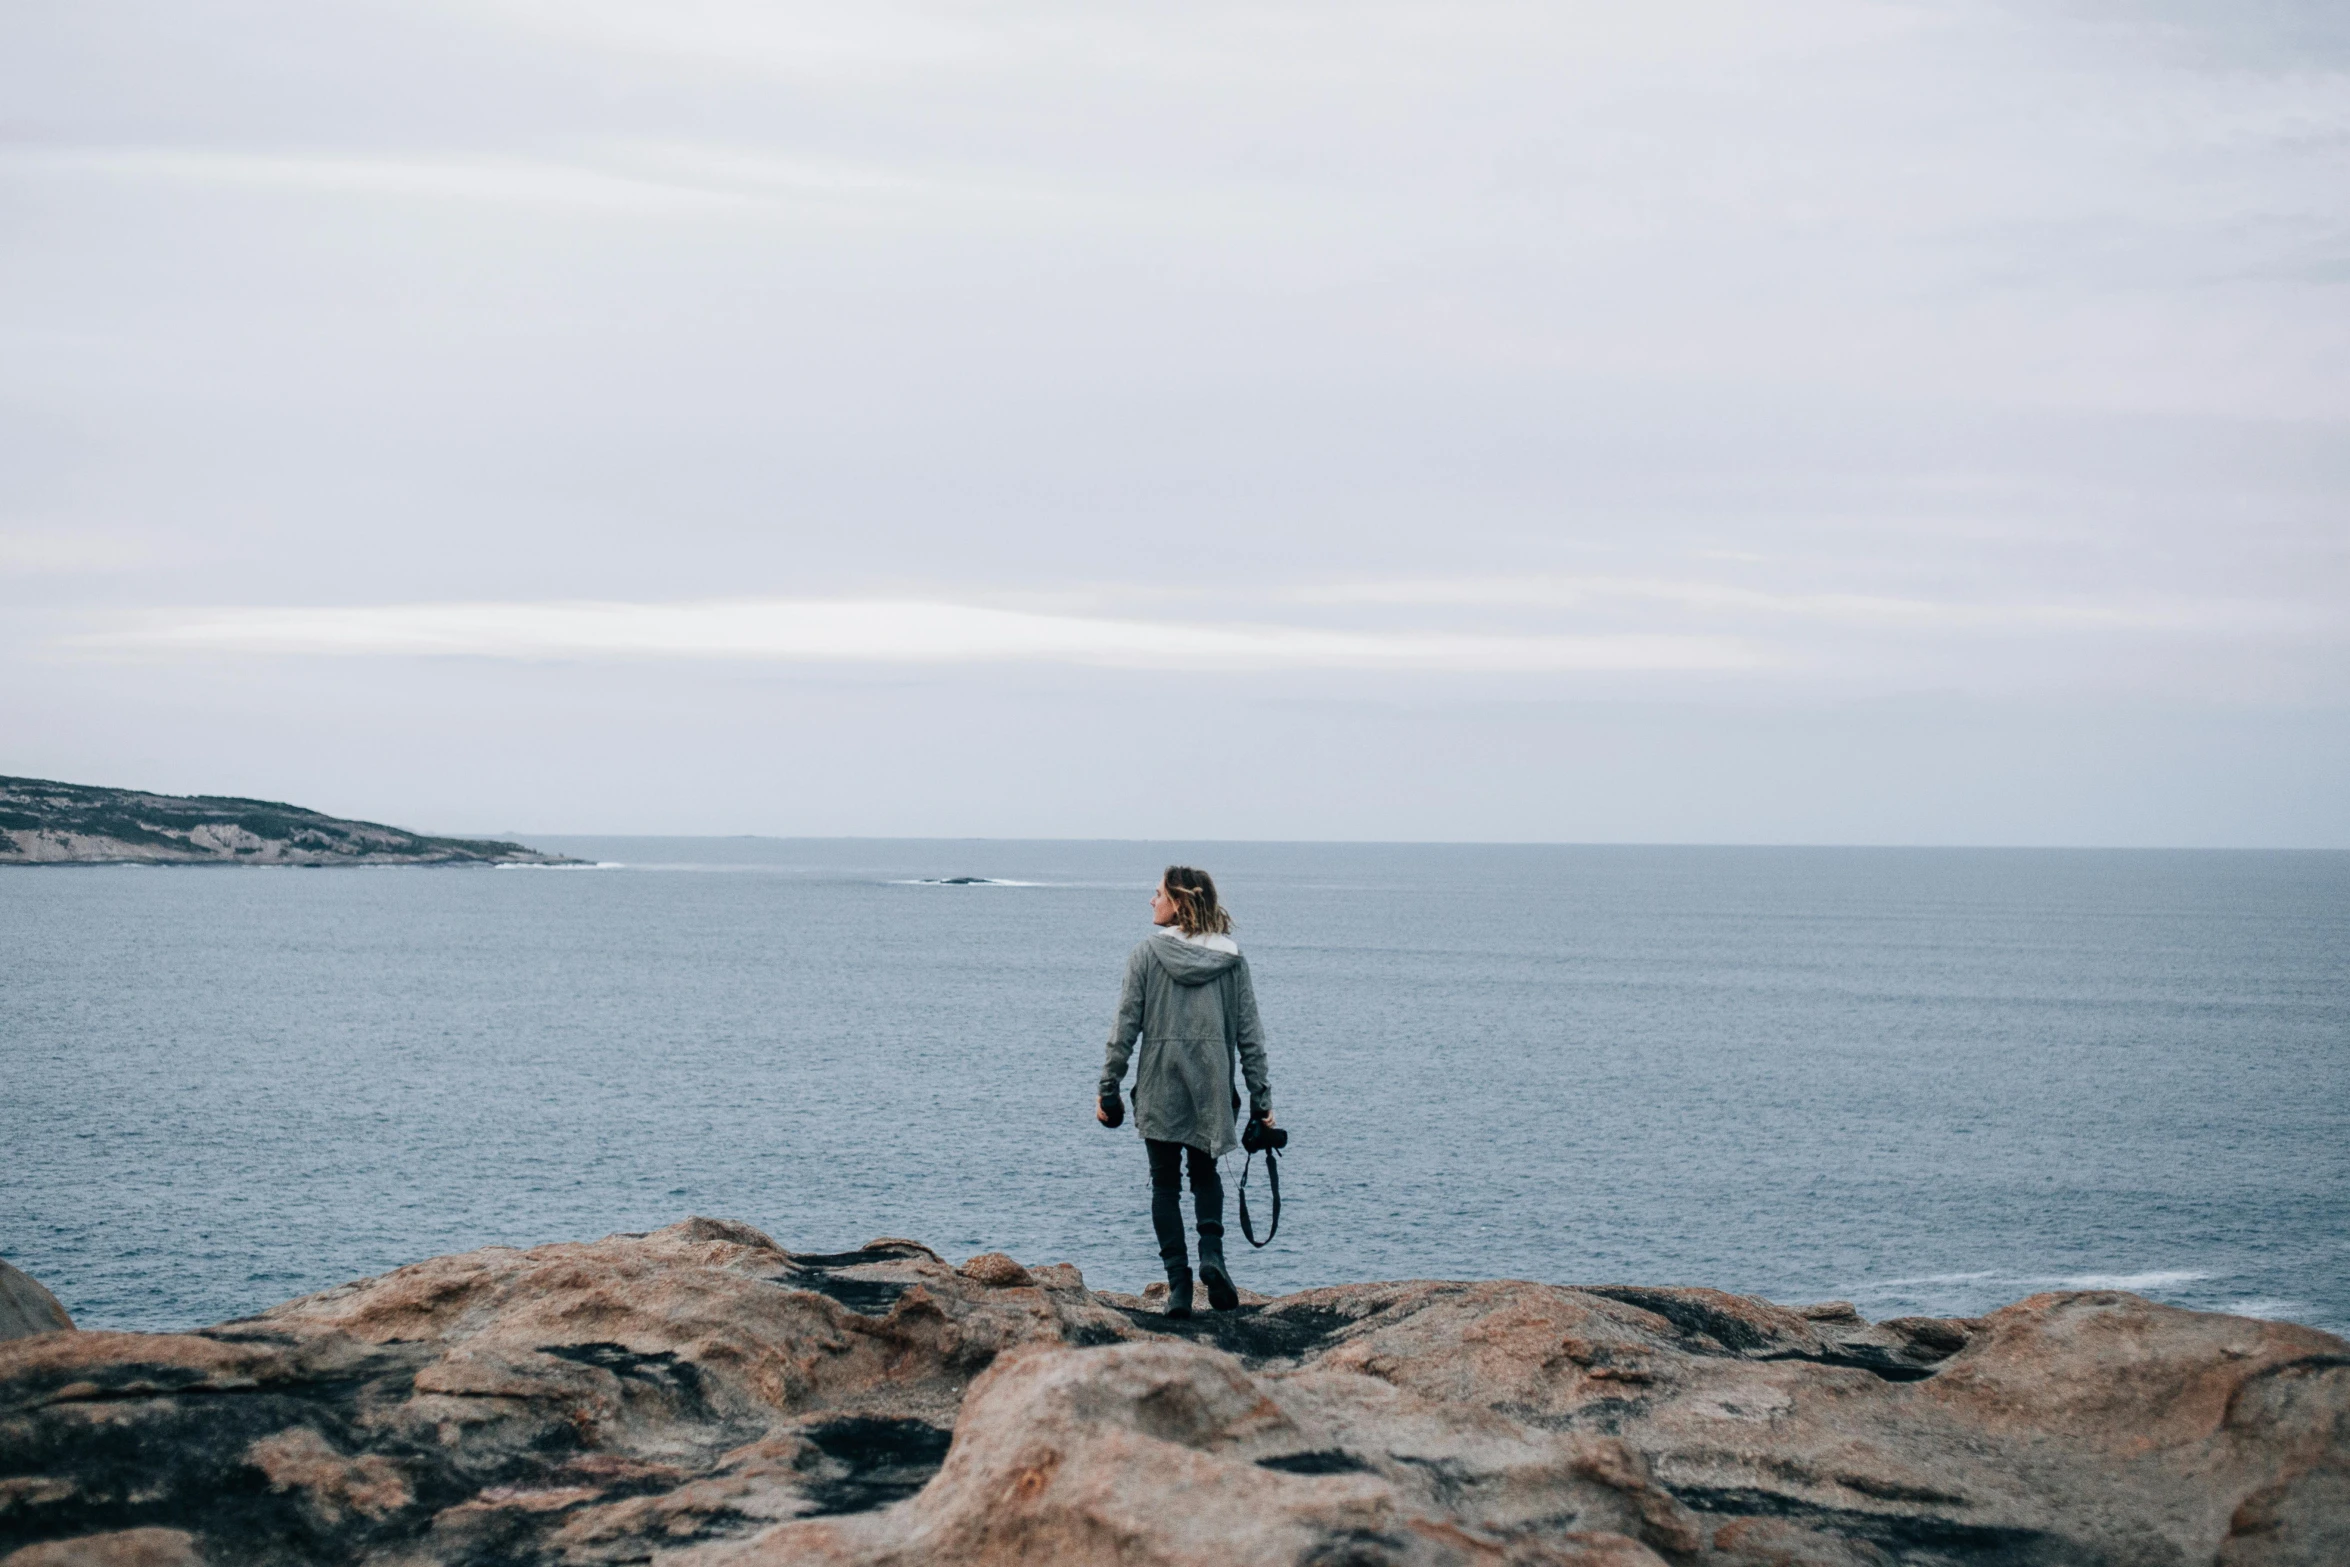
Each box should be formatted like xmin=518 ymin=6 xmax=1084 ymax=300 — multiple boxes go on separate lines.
xmin=449 ymin=833 xmax=2347 ymax=853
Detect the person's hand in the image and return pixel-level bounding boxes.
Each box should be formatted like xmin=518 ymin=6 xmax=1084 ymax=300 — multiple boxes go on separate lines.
xmin=1255 ymin=1109 xmax=1277 ymax=1129
xmin=1095 ymin=1098 xmax=1113 ymax=1125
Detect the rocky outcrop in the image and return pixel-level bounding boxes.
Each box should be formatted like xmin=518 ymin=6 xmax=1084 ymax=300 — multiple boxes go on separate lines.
xmin=0 ymin=1266 xmax=72 ymax=1344
xmin=0 ymin=777 xmax=577 ymax=866
xmin=2 ymin=1220 xmax=2342 ymax=1566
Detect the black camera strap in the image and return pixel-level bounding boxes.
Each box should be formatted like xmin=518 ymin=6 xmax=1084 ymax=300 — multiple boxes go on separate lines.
xmin=1237 ymin=1143 xmax=1279 ymax=1248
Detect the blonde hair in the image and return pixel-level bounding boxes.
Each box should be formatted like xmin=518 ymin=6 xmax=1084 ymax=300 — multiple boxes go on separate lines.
xmin=1162 ymin=865 xmax=1232 ymax=937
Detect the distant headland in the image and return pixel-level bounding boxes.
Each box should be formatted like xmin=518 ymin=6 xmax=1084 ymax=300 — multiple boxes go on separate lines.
xmin=0 ymin=775 xmax=579 ymax=866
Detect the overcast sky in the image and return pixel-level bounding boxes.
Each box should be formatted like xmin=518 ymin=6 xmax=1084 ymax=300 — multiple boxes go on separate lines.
xmin=4 ymin=1 xmax=2345 ymax=843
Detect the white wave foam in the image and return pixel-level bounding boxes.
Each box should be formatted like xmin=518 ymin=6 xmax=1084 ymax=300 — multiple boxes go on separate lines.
xmin=592 ymin=862 xmax=780 ymax=872
xmin=2221 ymin=1299 xmax=2308 ymax=1321
xmin=493 ymin=861 xmax=625 ymax=870
xmin=2043 ymin=1270 xmax=2209 ymax=1291
xmin=1853 ymin=1267 xmax=2210 ymax=1299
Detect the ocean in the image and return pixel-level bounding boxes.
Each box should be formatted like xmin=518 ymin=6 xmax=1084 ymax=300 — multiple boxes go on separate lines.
xmin=4 ymin=841 xmax=2345 ymax=1337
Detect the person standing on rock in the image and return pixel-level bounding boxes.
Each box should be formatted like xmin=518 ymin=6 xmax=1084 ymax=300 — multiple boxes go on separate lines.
xmin=1097 ymin=865 xmax=1275 ymax=1319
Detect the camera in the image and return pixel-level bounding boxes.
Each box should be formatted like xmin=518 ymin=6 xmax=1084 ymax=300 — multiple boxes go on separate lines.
xmin=1242 ymin=1117 xmax=1287 ymax=1153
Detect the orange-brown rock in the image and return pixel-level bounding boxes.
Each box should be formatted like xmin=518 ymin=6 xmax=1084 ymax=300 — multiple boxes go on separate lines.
xmin=0 ymin=1266 xmax=72 ymax=1345
xmin=2 ymin=1220 xmax=2342 ymax=1566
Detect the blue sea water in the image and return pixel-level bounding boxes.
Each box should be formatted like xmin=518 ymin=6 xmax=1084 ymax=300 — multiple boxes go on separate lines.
xmin=4 ymin=841 xmax=2346 ymax=1338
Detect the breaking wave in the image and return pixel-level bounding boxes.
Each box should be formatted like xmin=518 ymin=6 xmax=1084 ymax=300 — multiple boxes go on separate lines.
xmin=2224 ymin=1299 xmax=2310 ymax=1321
xmin=2043 ymin=1269 xmax=2210 ymax=1291
xmin=1858 ymin=1268 xmax=2210 ymax=1295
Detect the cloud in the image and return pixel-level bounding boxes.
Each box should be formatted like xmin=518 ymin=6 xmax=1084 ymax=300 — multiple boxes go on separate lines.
xmin=4 ymin=0 xmax=2343 ymax=835
xmin=73 ymin=598 xmax=1761 ymax=674
xmin=1292 ymin=576 xmax=2324 ymax=635
xmin=0 ymin=531 xmax=157 ymax=575
xmin=0 ymin=147 xmax=752 ymax=213
xmin=0 ymin=141 xmax=1251 ymax=238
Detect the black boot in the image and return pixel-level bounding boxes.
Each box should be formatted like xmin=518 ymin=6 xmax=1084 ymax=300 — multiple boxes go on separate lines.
xmin=1152 ymin=1179 xmax=1193 ymax=1318
xmin=1165 ymin=1262 xmax=1195 ymax=1320
xmin=1196 ymin=1230 xmax=1238 ymax=1312
xmin=1190 ymin=1152 xmax=1238 ymax=1311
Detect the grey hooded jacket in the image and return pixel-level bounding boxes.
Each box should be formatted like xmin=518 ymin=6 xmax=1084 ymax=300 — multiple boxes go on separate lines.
xmin=1100 ymin=930 xmax=1272 ymax=1157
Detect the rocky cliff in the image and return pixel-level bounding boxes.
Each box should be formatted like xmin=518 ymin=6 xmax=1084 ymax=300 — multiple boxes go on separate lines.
xmin=0 ymin=777 xmax=576 ymax=866
xmin=1 ymin=1221 xmax=2342 ymax=1566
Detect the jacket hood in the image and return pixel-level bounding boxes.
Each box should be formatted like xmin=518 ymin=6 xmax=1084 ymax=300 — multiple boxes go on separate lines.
xmin=1147 ymin=929 xmax=1242 ymax=986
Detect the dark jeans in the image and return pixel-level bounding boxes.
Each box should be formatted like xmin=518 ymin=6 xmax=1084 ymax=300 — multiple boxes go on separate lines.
xmin=1146 ymin=1138 xmax=1224 ymax=1270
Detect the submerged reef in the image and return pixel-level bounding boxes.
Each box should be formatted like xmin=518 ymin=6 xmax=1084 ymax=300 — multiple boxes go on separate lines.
xmin=2 ymin=1221 xmax=2344 ymax=1565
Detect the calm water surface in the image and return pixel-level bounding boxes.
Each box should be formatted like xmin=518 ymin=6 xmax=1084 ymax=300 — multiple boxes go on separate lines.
xmin=5 ymin=842 xmax=2345 ymax=1336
